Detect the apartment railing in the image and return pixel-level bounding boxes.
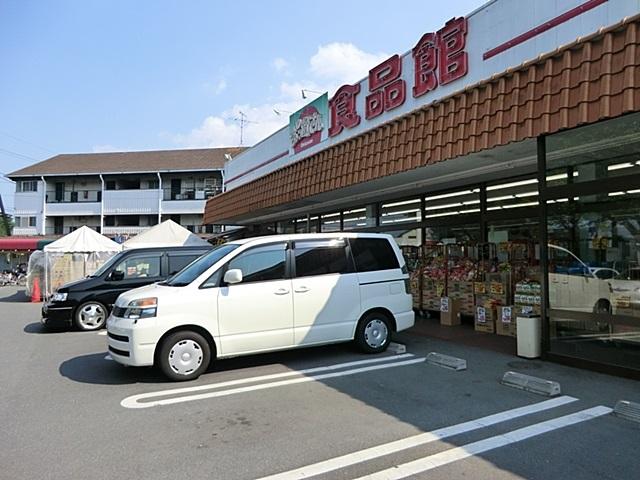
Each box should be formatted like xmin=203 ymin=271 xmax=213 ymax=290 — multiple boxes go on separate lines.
xmin=162 ymin=187 xmax=222 ymax=201
xmin=46 ymin=190 xmax=102 ymax=203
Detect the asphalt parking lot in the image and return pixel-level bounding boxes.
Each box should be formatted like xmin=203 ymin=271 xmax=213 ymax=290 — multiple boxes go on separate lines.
xmin=2 ymin=285 xmax=639 ymax=480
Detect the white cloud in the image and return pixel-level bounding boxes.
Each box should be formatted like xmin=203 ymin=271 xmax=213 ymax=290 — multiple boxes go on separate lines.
xmin=310 ymin=42 xmax=388 ymax=85
xmin=173 ymin=42 xmax=387 ymax=148
xmin=272 ymin=57 xmax=290 ymax=73
xmin=174 ymin=103 xmax=297 ymax=148
xmin=92 ymin=145 xmax=118 ymax=153
xmin=203 ymin=78 xmax=227 ymax=96
xmin=214 ymin=79 xmax=227 ymax=95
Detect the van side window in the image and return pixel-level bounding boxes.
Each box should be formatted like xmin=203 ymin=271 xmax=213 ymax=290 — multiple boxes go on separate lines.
xmin=168 ymin=253 xmax=200 ymax=275
xmin=350 ymin=238 xmax=399 ymax=272
xmin=227 ymin=243 xmax=286 ymax=283
xmin=112 ymin=255 xmax=161 ymax=279
xmin=294 ymin=240 xmax=349 ymax=277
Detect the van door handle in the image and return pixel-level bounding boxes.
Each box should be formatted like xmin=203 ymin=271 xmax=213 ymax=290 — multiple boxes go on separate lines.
xmin=294 ymin=286 xmax=309 ymax=293
xmin=274 ymin=288 xmax=290 ymax=295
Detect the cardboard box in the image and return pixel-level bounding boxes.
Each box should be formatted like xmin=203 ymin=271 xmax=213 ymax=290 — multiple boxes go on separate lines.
xmin=474 ymin=305 xmax=496 ymax=333
xmin=440 ymin=297 xmax=461 ymax=326
xmin=422 ymin=298 xmax=440 ymax=311
xmin=496 ymin=306 xmax=517 ymax=337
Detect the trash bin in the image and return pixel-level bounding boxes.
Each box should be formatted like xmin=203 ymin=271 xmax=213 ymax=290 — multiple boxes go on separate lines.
xmin=516 ymin=314 xmax=542 ymax=358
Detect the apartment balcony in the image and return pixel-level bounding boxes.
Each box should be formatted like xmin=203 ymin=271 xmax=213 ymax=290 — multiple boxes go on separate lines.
xmin=103 ymin=189 xmax=160 ymax=214
xmin=162 ymin=199 xmax=206 ymax=214
xmin=102 ymin=226 xmax=152 ymax=236
xmin=161 ymin=187 xmax=220 ymax=214
xmin=13 ymin=227 xmax=39 ymax=236
xmin=46 ymin=202 xmax=101 ymax=216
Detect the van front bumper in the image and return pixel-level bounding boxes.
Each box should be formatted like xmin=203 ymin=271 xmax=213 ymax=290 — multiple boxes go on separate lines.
xmin=41 ymin=303 xmax=74 ymax=328
xmin=106 ymin=315 xmax=159 ymax=367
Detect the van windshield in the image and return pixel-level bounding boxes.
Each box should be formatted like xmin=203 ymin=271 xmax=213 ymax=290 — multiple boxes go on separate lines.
xmin=165 ymin=243 xmax=240 ymax=286
xmin=91 ymin=252 xmax=126 ymax=277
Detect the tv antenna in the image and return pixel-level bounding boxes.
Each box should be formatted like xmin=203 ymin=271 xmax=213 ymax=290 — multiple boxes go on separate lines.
xmin=231 ymin=111 xmax=258 ymax=145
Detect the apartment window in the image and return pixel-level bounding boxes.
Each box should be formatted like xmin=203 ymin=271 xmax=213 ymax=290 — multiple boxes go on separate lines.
xmin=105 ymin=181 xmax=116 ymax=190
xmin=18 ymin=180 xmax=38 ymax=192
xmin=28 ymin=217 xmax=36 ymax=227
xmin=147 ymin=179 xmax=159 ymax=189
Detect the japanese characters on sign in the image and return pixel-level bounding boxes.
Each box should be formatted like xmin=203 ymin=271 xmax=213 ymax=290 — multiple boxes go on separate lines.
xmin=366 ymin=54 xmax=406 ymax=120
xmin=329 ymin=16 xmax=469 ymax=138
xmin=328 ymin=84 xmax=361 ymax=137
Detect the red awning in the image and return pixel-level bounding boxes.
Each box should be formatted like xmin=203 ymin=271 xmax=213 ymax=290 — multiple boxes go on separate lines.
xmin=0 ymin=238 xmax=39 ymax=251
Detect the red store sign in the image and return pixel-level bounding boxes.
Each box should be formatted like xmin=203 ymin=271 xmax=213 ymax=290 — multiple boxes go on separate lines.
xmin=329 ymin=17 xmax=469 ymax=137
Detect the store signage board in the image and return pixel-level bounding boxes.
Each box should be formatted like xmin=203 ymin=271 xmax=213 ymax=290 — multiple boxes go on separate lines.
xmin=329 ymin=17 xmax=468 ymax=139
xmin=226 ymin=0 xmax=632 ymax=190
xmin=289 ymin=93 xmax=329 ymax=155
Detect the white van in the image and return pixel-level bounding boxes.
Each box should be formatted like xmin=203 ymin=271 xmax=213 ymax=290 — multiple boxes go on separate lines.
xmin=106 ymin=233 xmax=414 ymax=381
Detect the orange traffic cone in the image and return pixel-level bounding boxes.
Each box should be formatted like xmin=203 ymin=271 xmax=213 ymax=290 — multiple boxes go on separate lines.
xmin=31 ymin=276 xmax=41 ymax=303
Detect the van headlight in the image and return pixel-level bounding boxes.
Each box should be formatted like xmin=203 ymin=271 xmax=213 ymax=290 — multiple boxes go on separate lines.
xmin=52 ymin=292 xmax=68 ymax=302
xmin=124 ymin=297 xmax=157 ymax=320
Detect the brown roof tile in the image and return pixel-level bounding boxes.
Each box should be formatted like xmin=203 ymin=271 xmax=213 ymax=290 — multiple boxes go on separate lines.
xmin=9 ymin=147 xmax=246 ymax=177
xmin=205 ymin=16 xmax=640 ymax=224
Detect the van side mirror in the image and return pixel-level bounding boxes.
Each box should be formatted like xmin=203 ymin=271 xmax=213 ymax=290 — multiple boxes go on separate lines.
xmin=109 ymin=270 xmax=125 ymax=281
xmin=223 ymin=269 xmax=243 ymax=285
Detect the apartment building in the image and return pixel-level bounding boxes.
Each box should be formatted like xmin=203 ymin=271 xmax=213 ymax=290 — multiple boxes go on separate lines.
xmin=9 ymin=147 xmax=243 ymax=236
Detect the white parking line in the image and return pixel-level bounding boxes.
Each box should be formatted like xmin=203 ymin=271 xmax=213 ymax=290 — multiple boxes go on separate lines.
xmin=257 ymin=396 xmax=578 ymax=480
xmin=121 ymin=354 xmax=422 ymax=409
xmin=97 ymin=331 xmax=107 ymax=336
xmin=104 ymin=354 xmax=113 ymax=361
xmin=354 ymin=406 xmax=612 ymax=480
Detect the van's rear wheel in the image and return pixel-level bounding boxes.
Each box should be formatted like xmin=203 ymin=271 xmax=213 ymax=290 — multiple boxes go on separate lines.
xmin=158 ymin=331 xmax=211 ymax=381
xmin=355 ymin=312 xmax=392 ymax=354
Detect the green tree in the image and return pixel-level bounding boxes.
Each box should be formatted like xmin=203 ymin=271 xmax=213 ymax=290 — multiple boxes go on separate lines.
xmin=0 ymin=214 xmax=13 ymax=236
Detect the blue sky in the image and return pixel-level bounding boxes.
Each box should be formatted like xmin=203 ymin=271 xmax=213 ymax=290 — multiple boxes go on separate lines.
xmin=0 ymin=0 xmax=485 ymax=212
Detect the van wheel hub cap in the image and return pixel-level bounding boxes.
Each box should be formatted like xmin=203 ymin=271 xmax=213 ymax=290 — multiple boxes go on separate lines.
xmin=364 ymin=319 xmax=388 ymax=348
xmin=79 ymin=304 xmax=106 ymax=328
xmin=169 ymin=340 xmax=203 ymax=375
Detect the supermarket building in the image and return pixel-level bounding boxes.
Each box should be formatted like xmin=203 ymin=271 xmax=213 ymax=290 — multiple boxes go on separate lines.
xmin=205 ymin=0 xmax=640 ymax=377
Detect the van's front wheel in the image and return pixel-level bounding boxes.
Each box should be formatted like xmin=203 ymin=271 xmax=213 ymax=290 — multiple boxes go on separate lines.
xmin=158 ymin=331 xmax=211 ymax=381
xmin=355 ymin=312 xmax=392 ymax=354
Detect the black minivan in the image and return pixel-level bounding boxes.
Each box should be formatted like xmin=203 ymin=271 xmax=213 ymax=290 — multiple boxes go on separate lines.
xmin=41 ymin=245 xmax=211 ymax=331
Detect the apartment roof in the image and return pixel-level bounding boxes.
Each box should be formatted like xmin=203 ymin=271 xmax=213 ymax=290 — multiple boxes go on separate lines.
xmin=8 ymin=147 xmax=246 ymax=177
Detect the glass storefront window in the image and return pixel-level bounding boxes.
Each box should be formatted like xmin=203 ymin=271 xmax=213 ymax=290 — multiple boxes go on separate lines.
xmin=486 ymin=177 xmax=538 ymax=211
xmin=294 ymin=217 xmax=308 ymax=233
xmin=423 ymin=188 xmax=480 ymax=219
xmin=380 ymin=198 xmax=421 ymax=226
xmin=320 ymin=212 xmax=341 ymax=232
xmin=277 ymin=220 xmax=295 ymax=234
xmin=424 ymin=225 xmax=481 ymax=244
xmin=343 ymin=205 xmax=375 ymax=230
xmin=546 ymin=113 xmax=640 ymax=372
xmin=293 ymin=216 xmax=320 ymax=233
xmin=547 ymin=112 xmax=640 ymax=185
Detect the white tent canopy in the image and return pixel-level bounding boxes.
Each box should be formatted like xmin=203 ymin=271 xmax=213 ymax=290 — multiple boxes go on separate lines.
xmin=122 ymin=220 xmax=210 ymax=250
xmin=42 ymin=226 xmax=121 ymax=297
xmin=44 ymin=225 xmax=121 ymax=253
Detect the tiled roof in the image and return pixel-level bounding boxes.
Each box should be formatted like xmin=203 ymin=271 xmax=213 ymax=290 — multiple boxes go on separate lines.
xmin=9 ymin=147 xmax=246 ymax=177
xmin=205 ymin=15 xmax=640 ymax=224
